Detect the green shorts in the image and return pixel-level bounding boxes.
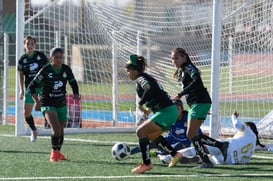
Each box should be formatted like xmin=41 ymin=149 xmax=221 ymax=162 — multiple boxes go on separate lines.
xmin=150 ymin=105 xmax=178 ymax=131
xmin=41 ymin=106 xmax=67 ymax=122
xmin=25 ymin=88 xmax=40 ymax=104
xmin=188 ymin=103 xmax=211 ymax=120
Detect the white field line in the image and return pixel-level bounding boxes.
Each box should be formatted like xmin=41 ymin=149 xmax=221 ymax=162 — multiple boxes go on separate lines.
xmin=1 ymin=173 xmax=273 ymax=180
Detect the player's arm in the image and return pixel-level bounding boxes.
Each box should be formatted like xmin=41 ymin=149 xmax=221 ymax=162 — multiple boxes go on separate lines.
xmin=27 ymin=76 xmax=42 ymax=111
xmin=136 ymin=77 xmax=153 ymax=116
xmin=177 ymin=66 xmax=200 ymax=98
xmin=18 ymin=71 xmax=25 ymax=99
xmin=137 ymin=78 xmax=154 ymax=106
xmin=67 ymin=66 xmax=80 ymax=100
xmin=231 ymin=111 xmax=245 ymax=131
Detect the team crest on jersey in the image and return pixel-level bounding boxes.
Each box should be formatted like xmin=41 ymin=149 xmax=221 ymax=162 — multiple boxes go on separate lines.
xmin=23 ymin=59 xmax=28 ymax=63
xmin=37 ymin=55 xmax=41 ymax=60
xmin=63 ymin=72 xmax=67 ymax=78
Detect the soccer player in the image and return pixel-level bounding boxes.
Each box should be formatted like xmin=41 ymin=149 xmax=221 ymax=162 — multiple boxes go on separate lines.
xmin=158 ymin=112 xmax=265 ymax=165
xmin=18 ymin=35 xmax=49 ymax=142
xmin=126 ymin=54 xmax=182 ymax=173
xmin=130 ymin=99 xmax=202 ymax=156
xmin=171 ymin=47 xmax=229 ymax=168
xmin=28 ymin=47 xmax=80 ymax=162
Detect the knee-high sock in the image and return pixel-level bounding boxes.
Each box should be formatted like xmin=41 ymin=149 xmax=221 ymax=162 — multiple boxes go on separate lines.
xmin=57 ymin=135 xmax=64 ymax=151
xmin=25 ymin=115 xmax=36 ymax=131
xmin=51 ymin=135 xmax=60 ymax=150
xmin=139 ymin=137 xmax=151 ymax=165
xmin=191 ymin=135 xmax=211 ymax=163
xmin=154 ymin=135 xmax=177 ymax=157
xmin=200 ymin=134 xmax=224 ymax=148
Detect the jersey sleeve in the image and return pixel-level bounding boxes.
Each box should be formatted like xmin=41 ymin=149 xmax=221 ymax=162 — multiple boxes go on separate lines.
xmin=178 ymin=65 xmax=201 ymax=97
xmin=17 ymin=55 xmax=24 ymax=72
xmin=66 ymin=65 xmax=79 ymax=95
xmin=137 ymin=76 xmax=154 ymax=105
xmin=231 ymin=114 xmax=245 ymax=131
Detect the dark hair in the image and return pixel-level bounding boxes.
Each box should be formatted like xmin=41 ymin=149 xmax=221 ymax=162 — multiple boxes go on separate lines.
xmin=245 ymin=122 xmax=265 ymax=148
xmin=50 ymin=47 xmax=64 ymax=57
xmin=171 ymin=47 xmax=200 ymax=79
xmin=24 ymin=35 xmax=36 ymax=44
xmin=125 ymin=54 xmax=147 ymax=72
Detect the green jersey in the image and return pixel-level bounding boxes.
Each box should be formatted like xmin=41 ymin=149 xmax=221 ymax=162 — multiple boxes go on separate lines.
xmin=17 ymin=51 xmax=49 ymax=87
xmin=28 ymin=63 xmax=79 ymax=107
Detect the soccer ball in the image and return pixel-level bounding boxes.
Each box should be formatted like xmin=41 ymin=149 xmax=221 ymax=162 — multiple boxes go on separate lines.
xmin=111 ymin=142 xmax=131 ymax=161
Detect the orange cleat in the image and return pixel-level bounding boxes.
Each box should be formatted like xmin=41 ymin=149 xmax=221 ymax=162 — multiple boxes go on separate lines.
xmin=50 ymin=150 xmax=59 ymax=162
xmin=131 ymin=163 xmax=153 ymax=173
xmin=58 ymin=151 xmax=67 ymax=160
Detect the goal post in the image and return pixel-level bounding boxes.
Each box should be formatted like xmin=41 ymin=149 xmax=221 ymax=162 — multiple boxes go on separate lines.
xmin=15 ymin=0 xmax=273 ymax=137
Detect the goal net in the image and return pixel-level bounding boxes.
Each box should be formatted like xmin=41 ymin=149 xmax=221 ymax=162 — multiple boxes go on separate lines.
xmin=16 ymin=0 xmax=273 ymax=137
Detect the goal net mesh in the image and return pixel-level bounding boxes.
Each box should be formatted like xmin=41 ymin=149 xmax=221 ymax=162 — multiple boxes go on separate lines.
xmin=21 ymin=0 xmax=273 ymax=137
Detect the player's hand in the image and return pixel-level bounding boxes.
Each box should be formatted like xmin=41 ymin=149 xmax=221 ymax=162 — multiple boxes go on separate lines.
xmin=73 ymin=94 xmax=80 ymax=100
xmin=143 ymin=109 xmax=152 ymax=117
xmin=34 ymin=101 xmax=41 ymax=111
xmin=19 ymin=91 xmax=24 ymax=100
xmin=233 ymin=111 xmax=239 ymax=118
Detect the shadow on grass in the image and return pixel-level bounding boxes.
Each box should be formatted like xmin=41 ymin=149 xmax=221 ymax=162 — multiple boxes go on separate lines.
xmin=0 ymin=149 xmax=49 ymax=155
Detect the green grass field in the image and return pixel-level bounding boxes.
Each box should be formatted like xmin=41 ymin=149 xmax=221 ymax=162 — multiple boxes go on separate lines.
xmin=1 ymin=125 xmax=273 ymax=181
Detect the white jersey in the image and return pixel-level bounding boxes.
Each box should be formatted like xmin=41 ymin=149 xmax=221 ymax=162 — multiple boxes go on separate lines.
xmin=178 ymin=114 xmax=257 ymax=165
xmin=225 ymin=115 xmax=256 ymax=164
xmin=209 ymin=114 xmax=257 ymax=164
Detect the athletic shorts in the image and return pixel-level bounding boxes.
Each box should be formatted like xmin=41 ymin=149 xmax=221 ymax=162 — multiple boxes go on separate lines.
xmin=188 ymin=103 xmax=211 ymax=120
xmin=41 ymin=106 xmax=67 ymax=122
xmin=150 ymin=104 xmax=178 ymax=131
xmin=24 ymin=88 xmax=40 ymax=104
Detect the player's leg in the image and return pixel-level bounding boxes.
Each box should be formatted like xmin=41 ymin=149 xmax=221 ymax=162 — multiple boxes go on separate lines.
xmin=55 ymin=106 xmax=68 ymax=160
xmin=131 ymin=120 xmax=156 ymax=173
xmin=148 ymin=105 xmax=182 ymax=168
xmin=43 ymin=107 xmax=64 ymax=162
xmin=24 ymin=88 xmax=40 ymax=141
xmin=187 ymin=104 xmax=214 ymax=168
xmin=187 ymin=119 xmax=213 ymax=168
xmin=200 ymin=134 xmax=229 ymax=161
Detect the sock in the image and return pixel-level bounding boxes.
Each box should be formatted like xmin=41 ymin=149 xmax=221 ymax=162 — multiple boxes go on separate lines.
xmin=51 ymin=135 xmax=60 ymax=151
xmin=200 ymin=134 xmax=224 ymax=148
xmin=139 ymin=137 xmax=151 ymax=165
xmin=191 ymin=135 xmax=211 ymax=163
xmin=25 ymin=115 xmax=36 ymax=131
xmin=57 ymin=136 xmax=64 ymax=151
xmin=130 ymin=146 xmax=141 ymax=155
xmin=154 ymin=135 xmax=177 ymax=157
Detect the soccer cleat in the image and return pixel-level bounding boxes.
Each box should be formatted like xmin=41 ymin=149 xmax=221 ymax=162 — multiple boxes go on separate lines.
xmin=194 ymin=162 xmax=214 ymax=169
xmin=131 ymin=163 xmax=153 ymax=173
xmin=58 ymin=151 xmax=67 ymax=160
xmin=220 ymin=142 xmax=229 ymax=162
xmin=168 ymin=152 xmax=182 ymax=168
xmin=157 ymin=154 xmax=171 ymax=164
xmin=50 ymin=150 xmax=59 ymax=162
xmin=30 ymin=130 xmax=38 ymax=142
xmin=179 ymin=156 xmax=200 ymax=164
xmin=149 ymin=149 xmax=158 ymax=156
